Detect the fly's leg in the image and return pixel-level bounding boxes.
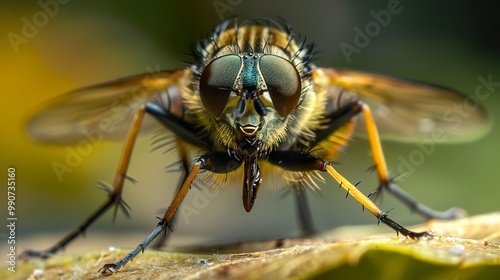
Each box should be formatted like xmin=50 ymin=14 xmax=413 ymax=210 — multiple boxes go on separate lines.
xmin=314 ymin=100 xmax=462 ymax=220
xmin=294 ymin=188 xmax=316 ymax=236
xmin=292 ymin=100 xmax=367 ymax=236
xmin=21 ymin=106 xmax=149 ymax=259
xmin=98 ymin=152 xmax=242 ymax=274
xmin=324 ymin=162 xmax=429 ymax=238
xmin=267 ymin=151 xmax=431 ymax=239
xmin=150 ymin=140 xmax=190 ymax=249
xmin=98 ymin=161 xmax=201 ymax=274
xmin=359 ymin=102 xmax=463 ymax=220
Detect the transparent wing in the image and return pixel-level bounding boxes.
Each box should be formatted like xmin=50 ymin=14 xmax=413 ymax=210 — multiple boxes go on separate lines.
xmin=27 ymin=69 xmax=190 ymax=144
xmin=314 ymin=68 xmax=490 ymax=142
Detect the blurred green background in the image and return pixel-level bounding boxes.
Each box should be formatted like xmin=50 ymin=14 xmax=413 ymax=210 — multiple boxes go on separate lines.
xmin=1 ymin=0 xmax=499 ymax=259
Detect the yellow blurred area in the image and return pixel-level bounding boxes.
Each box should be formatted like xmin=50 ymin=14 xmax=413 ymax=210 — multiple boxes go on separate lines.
xmin=0 ymin=10 xmax=82 ymax=194
xmin=0 ymin=3 xmax=183 ymax=232
xmin=0 ymin=6 xmax=163 ymax=195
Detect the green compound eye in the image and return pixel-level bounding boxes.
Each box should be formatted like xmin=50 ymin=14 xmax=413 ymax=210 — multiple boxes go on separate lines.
xmin=259 ymin=55 xmax=302 ymax=116
xmin=199 ymin=55 xmax=242 ymax=117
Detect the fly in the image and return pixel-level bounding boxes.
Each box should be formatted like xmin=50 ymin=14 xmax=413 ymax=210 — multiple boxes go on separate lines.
xmin=22 ymin=17 xmax=489 ymax=274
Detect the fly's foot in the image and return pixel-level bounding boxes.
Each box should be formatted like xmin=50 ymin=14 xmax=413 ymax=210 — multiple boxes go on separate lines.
xmin=378 ymin=211 xmax=433 ymax=240
xmin=440 ymin=207 xmax=467 ymax=220
xmin=98 ymin=263 xmax=118 ymax=274
xmin=20 ymin=249 xmax=52 ymax=260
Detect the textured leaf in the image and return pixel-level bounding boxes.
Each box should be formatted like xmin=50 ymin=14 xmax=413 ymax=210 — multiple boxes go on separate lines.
xmin=4 ymin=213 xmax=500 ymax=280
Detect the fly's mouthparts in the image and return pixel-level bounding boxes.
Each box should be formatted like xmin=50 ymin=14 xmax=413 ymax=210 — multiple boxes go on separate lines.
xmin=239 ymin=124 xmax=259 ymax=136
xmin=236 ymin=137 xmax=262 ymax=158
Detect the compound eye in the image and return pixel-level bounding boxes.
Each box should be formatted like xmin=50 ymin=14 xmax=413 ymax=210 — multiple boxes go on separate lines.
xmin=259 ymin=55 xmax=302 ymax=116
xmin=199 ymin=55 xmax=242 ymax=117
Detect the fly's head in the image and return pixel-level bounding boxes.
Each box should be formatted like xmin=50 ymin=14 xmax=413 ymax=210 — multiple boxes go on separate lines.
xmin=188 ymin=19 xmax=316 ymax=157
xmin=198 ymin=51 xmax=304 ymax=156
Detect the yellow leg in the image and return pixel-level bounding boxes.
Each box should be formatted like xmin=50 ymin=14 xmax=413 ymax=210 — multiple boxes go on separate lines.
xmin=361 ymin=103 xmax=461 ymax=220
xmin=326 ymin=164 xmax=382 ymax=218
xmin=99 ymin=160 xmax=202 ymax=274
xmin=325 ymin=164 xmax=429 ymax=238
xmin=361 ymin=103 xmax=390 ymax=184
xmin=21 ymin=106 xmax=148 ymax=259
xmin=112 ymin=105 xmax=147 ymax=197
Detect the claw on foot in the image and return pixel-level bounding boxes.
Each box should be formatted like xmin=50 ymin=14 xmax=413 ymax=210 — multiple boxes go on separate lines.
xmin=20 ymin=250 xmax=51 ymax=260
xmin=98 ymin=263 xmax=118 ymax=274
